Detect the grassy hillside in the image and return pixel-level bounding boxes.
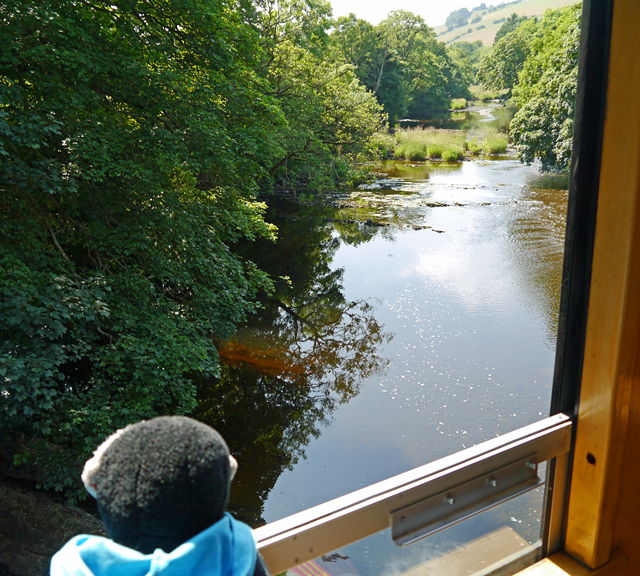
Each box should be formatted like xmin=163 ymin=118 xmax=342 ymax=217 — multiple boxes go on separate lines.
xmin=434 ymin=0 xmax=579 ymax=45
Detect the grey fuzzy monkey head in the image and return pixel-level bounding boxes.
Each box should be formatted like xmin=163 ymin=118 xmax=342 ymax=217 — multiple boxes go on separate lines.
xmin=82 ymin=416 xmax=238 ymax=554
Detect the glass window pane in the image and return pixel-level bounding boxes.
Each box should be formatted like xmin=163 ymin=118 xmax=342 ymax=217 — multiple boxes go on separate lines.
xmin=197 ymin=161 xmax=569 ymax=523
xmin=193 ymin=11 xmax=583 ymax=565
xmin=284 ymin=488 xmax=545 ymax=576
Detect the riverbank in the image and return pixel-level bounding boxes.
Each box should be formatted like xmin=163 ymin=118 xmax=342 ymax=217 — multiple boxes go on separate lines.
xmin=0 ymin=472 xmax=105 ymax=576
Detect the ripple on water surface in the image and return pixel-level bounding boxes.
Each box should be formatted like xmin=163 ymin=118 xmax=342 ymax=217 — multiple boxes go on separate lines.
xmin=201 ymin=158 xmax=568 ymax=572
xmin=255 ymin=159 xmax=567 ymax=525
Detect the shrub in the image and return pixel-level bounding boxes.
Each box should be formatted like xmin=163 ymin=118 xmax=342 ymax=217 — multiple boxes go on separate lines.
xmin=451 ymin=98 xmax=467 ymax=110
xmin=483 ymin=135 xmax=509 ymax=153
xmin=427 ymin=144 xmax=443 ymax=158
xmin=443 ymin=146 xmax=464 ymax=161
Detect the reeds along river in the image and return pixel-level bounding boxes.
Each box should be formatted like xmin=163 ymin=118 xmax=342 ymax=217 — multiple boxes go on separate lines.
xmin=194 ymin=106 xmax=570 ymax=576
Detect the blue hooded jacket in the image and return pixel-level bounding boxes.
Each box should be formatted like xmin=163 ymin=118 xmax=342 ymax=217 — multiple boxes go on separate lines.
xmin=50 ymin=514 xmax=258 ymax=576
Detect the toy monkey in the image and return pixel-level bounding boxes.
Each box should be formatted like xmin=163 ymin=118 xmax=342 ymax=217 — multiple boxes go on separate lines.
xmin=51 ymin=416 xmax=270 ymax=576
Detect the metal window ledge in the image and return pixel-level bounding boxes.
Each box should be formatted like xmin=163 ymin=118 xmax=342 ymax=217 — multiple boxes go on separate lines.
xmin=254 ymin=413 xmax=572 ymax=575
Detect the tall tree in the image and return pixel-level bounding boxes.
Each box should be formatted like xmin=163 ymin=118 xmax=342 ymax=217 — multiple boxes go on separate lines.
xmin=252 ymin=3 xmax=384 ymax=190
xmin=265 ymin=40 xmax=383 ymax=190
xmin=448 ymin=40 xmax=489 ymax=86
xmin=446 ymin=7 xmax=471 ymax=31
xmin=477 ymin=17 xmax=538 ymax=93
xmin=510 ymin=3 xmax=582 ymax=169
xmin=331 ymin=10 xmax=467 ymax=122
xmin=494 ymin=13 xmax=529 ymax=43
xmin=0 ymin=0 xmax=281 ymax=497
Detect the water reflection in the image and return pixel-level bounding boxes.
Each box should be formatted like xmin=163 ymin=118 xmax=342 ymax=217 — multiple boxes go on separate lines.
xmin=193 ymin=152 xmax=568 ymax=573
xmin=195 ymin=204 xmax=392 ymax=525
xmin=507 ymin=184 xmax=568 ymax=345
xmin=400 ymin=101 xmax=517 ymax=133
xmin=260 ymin=158 xmax=567 ymax=523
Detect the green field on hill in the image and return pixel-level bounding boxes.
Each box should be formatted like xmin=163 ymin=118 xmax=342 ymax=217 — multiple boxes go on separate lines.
xmin=434 ymin=0 xmax=579 ymax=45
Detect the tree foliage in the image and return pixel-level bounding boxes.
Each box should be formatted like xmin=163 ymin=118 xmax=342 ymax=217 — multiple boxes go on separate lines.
xmin=478 ymin=17 xmax=538 ymax=92
xmin=265 ymin=40 xmax=383 ymax=190
xmin=447 ymin=40 xmax=488 ymax=86
xmin=251 ymin=0 xmax=384 ymax=191
xmin=446 ymin=8 xmax=471 ymax=31
xmin=331 ymin=11 xmax=469 ymax=122
xmin=0 ymin=0 xmax=381 ymax=497
xmin=0 ymin=0 xmax=462 ymax=499
xmin=510 ymin=3 xmax=582 ymax=169
xmin=494 ymin=13 xmax=529 ymax=43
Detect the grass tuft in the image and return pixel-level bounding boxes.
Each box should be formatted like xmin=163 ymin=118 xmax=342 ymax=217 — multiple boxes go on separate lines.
xmin=466 ymin=129 xmax=509 ymax=155
xmin=443 ymin=146 xmax=464 ymax=162
xmin=372 ymin=126 xmax=509 ymax=162
xmin=369 ymin=132 xmax=397 ymax=158
xmin=482 ymin=135 xmax=508 ymax=154
xmin=468 ymin=84 xmax=508 ymax=102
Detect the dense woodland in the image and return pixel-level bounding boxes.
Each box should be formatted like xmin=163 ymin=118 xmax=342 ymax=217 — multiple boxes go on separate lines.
xmin=478 ymin=4 xmax=581 ymax=168
xmin=0 ymin=0 xmax=581 ymax=498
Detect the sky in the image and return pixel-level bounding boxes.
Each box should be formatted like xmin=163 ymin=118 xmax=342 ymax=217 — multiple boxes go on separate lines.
xmin=328 ymin=0 xmax=475 ymax=27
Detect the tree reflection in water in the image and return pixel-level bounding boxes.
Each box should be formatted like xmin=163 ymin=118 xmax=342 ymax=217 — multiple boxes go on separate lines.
xmin=194 ymin=200 xmax=392 ymax=526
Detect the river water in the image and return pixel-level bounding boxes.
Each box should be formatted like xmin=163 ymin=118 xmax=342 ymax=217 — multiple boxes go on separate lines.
xmin=195 ymin=112 xmax=569 ymax=574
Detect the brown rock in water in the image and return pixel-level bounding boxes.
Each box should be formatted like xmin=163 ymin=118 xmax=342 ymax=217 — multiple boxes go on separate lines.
xmin=0 ymin=474 xmax=106 ymax=576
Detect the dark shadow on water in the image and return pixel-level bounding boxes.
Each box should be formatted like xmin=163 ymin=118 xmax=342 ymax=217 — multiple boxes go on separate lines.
xmin=528 ymin=171 xmax=571 ymax=190
xmin=193 ymin=200 xmax=392 ymax=526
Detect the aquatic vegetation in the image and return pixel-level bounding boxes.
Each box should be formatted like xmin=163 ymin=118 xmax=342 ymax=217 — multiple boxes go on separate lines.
xmin=482 ymin=135 xmax=509 ymax=154
xmin=394 ymin=127 xmax=467 ymax=161
xmin=468 ymin=84 xmax=507 ymax=101
xmin=451 ymin=98 xmax=467 ymax=110
xmin=467 ymin=138 xmax=483 ymax=154
xmin=376 ymin=126 xmax=507 ymax=161
xmin=369 ymin=131 xmax=397 ymax=158
xmin=426 ymin=144 xmax=443 ymax=159
xmin=466 ymin=129 xmax=509 ymax=155
xmin=443 ymin=145 xmax=465 ymax=161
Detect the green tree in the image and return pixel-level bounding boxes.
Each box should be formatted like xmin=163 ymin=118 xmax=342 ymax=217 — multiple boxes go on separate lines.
xmin=448 ymin=40 xmax=488 ymax=85
xmin=252 ymin=3 xmax=385 ymax=190
xmin=510 ymin=3 xmax=581 ymax=169
xmin=252 ymin=0 xmax=333 ymax=61
xmin=331 ymin=15 xmax=406 ymax=121
xmin=446 ymin=7 xmax=471 ymax=31
xmin=494 ymin=13 xmax=529 ymax=43
xmin=0 ymin=0 xmax=281 ymax=497
xmin=332 ymin=11 xmax=467 ymax=121
xmin=477 ymin=17 xmax=538 ymax=92
xmin=265 ymin=40 xmax=384 ymax=190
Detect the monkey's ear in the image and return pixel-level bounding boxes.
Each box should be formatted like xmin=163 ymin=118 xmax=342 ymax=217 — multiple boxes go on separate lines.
xmin=81 ymin=425 xmax=132 ymax=498
xmin=229 ymin=455 xmax=238 ymax=481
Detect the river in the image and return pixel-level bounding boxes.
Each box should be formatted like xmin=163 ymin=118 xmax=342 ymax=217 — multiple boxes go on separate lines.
xmin=195 ymin=107 xmax=569 ymax=575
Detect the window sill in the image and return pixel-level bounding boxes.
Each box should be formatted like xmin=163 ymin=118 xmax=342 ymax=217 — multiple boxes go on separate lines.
xmin=514 ymin=550 xmax=627 ymax=576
